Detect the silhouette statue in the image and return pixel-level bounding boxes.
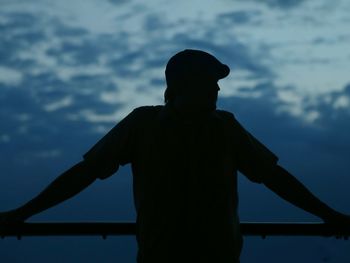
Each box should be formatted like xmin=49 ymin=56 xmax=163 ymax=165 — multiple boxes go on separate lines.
xmin=1 ymin=49 xmax=349 ymax=263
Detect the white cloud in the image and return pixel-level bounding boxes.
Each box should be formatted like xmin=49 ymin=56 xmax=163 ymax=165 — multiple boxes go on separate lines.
xmin=77 ymin=109 xmax=122 ymax=123
xmin=333 ymin=95 xmax=349 ymax=109
xmin=43 ymin=96 xmax=74 ymax=112
xmin=0 ymin=66 xmax=23 ymax=86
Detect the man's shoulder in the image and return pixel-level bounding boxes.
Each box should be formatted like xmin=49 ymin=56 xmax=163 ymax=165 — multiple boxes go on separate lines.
xmin=127 ymin=105 xmax=163 ymax=122
xmin=214 ymin=109 xmax=235 ymax=122
xmin=131 ymin=105 xmax=163 ymax=116
xmin=133 ymin=105 xmax=163 ymax=112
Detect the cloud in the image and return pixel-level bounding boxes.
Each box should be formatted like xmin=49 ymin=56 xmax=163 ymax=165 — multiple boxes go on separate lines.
xmin=265 ymin=0 xmax=307 ymax=8
xmin=0 ymin=66 xmax=23 ymax=85
xmin=0 ymin=12 xmax=45 ymax=69
xmin=108 ymin=0 xmax=129 ymax=5
xmin=43 ymin=95 xmax=74 ymax=112
xmin=52 ymin=21 xmax=89 ymax=37
xmin=306 ymin=84 xmax=350 ymax=158
xmin=143 ymin=13 xmax=167 ymax=31
xmin=46 ymin=39 xmax=103 ymax=66
xmin=240 ymin=0 xmax=308 ymax=9
xmin=217 ymin=10 xmax=261 ymax=25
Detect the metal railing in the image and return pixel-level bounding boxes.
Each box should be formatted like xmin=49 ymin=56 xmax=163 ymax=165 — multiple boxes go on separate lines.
xmin=1 ymin=222 xmax=349 ymax=240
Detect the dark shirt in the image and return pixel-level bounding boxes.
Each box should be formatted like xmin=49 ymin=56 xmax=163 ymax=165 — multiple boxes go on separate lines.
xmin=83 ymin=105 xmax=278 ymax=263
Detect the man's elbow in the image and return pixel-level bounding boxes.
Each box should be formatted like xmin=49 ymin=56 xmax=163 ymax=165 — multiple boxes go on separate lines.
xmin=76 ymin=160 xmax=99 ymax=182
xmin=262 ymin=164 xmax=283 ymax=187
xmin=79 ymin=159 xmax=118 ymax=181
xmin=262 ymin=164 xmax=298 ymax=193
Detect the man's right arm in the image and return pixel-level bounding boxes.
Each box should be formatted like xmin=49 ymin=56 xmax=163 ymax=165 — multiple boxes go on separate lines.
xmin=0 ymin=108 xmax=146 ymax=223
xmin=0 ymin=160 xmax=98 ymax=223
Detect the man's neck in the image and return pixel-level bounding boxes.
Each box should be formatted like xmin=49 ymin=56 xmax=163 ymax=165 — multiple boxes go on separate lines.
xmin=167 ymin=103 xmax=214 ymax=122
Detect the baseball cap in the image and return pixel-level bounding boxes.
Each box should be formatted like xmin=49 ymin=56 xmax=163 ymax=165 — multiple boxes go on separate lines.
xmin=165 ymin=49 xmax=230 ymax=86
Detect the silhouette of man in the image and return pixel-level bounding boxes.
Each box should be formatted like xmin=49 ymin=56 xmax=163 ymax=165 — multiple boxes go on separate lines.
xmin=1 ymin=49 xmax=349 ymax=263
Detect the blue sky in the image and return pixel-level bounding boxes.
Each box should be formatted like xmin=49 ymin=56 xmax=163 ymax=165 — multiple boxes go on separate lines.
xmin=0 ymin=0 xmax=350 ymax=262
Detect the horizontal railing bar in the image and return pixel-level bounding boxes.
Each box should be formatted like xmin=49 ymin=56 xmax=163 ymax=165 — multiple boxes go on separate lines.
xmin=1 ymin=222 xmax=349 ymax=239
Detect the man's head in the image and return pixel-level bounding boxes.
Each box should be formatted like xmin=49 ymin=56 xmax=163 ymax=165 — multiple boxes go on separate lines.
xmin=164 ymin=49 xmax=230 ymax=113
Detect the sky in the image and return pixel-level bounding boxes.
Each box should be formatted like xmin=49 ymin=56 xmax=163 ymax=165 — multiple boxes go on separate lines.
xmin=0 ymin=0 xmax=350 ymax=262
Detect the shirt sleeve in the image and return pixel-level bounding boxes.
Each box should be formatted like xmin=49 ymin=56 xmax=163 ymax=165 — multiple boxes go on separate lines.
xmin=230 ymin=114 xmax=278 ymax=183
xmin=83 ymin=109 xmax=137 ymax=180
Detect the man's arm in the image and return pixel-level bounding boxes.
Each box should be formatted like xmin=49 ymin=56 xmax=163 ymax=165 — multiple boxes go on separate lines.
xmin=0 ymin=161 xmax=97 ymax=222
xmin=264 ymin=165 xmax=350 ymax=224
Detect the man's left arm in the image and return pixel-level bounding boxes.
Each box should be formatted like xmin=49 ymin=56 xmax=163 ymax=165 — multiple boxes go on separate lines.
xmin=263 ymin=164 xmax=350 ymax=225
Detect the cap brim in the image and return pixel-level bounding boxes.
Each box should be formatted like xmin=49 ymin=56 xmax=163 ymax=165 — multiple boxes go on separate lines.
xmin=216 ymin=64 xmax=230 ymax=80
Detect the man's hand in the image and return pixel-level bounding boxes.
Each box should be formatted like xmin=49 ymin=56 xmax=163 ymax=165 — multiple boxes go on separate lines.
xmin=0 ymin=209 xmax=28 ymax=224
xmin=323 ymin=210 xmax=350 ymax=225
xmin=264 ymin=165 xmax=350 ymax=239
xmin=264 ymin=165 xmax=350 ymax=226
xmin=322 ymin=211 xmax=350 ymax=240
